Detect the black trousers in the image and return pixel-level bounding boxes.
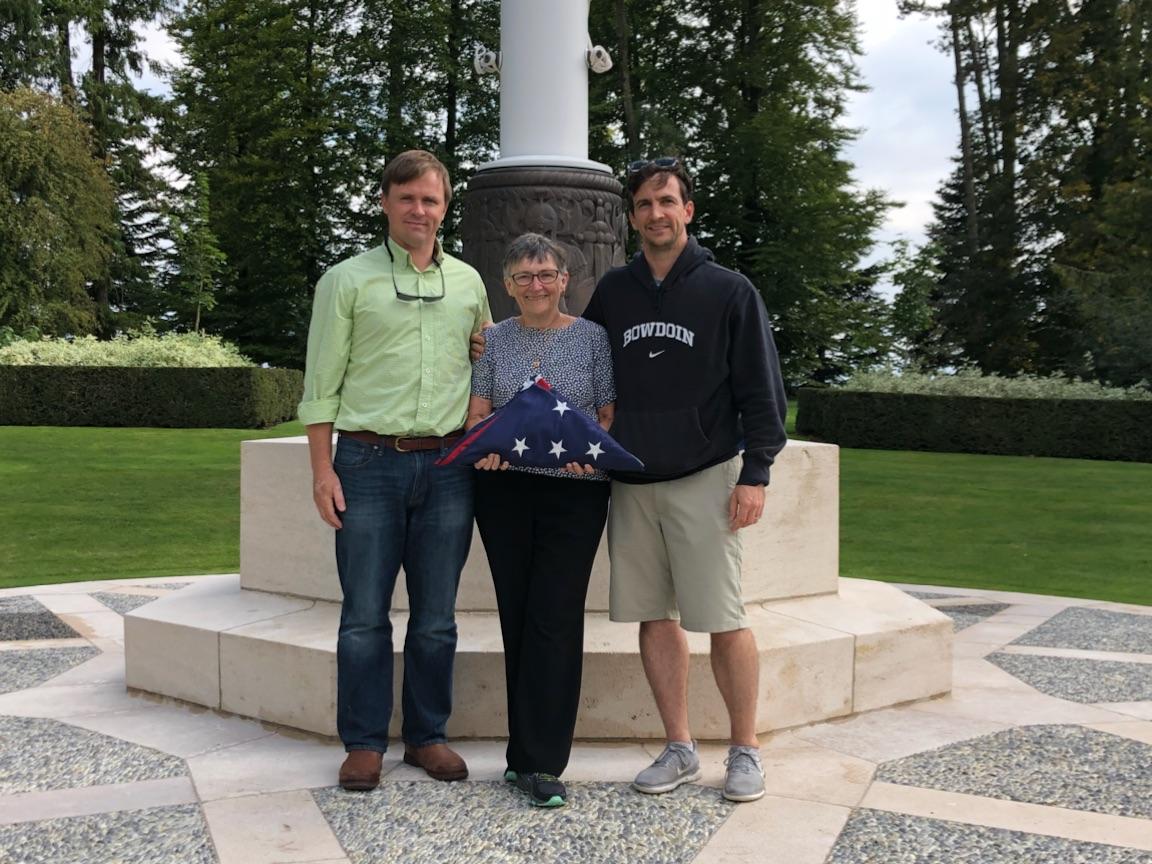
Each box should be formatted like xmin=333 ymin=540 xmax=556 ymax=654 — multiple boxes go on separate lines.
xmin=474 ymin=471 xmax=610 ymax=777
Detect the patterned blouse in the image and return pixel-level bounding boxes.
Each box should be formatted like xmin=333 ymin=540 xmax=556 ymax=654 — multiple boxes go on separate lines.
xmin=471 ymin=316 xmax=616 ymax=480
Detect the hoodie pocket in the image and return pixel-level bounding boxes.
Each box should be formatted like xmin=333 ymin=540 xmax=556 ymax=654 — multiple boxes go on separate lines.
xmin=611 ymin=408 xmax=710 ymax=475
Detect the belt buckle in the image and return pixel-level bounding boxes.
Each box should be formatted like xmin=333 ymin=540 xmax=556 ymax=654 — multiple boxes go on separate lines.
xmin=393 ymin=436 xmax=410 ymax=452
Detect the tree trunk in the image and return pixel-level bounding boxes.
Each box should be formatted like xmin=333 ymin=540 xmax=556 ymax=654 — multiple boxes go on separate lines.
xmin=55 ymin=17 xmax=76 ymax=106
xmin=613 ymin=0 xmax=640 ymax=161
xmin=445 ymin=0 xmax=460 ymax=160
xmin=949 ymin=2 xmax=979 ymax=256
xmin=993 ymin=0 xmax=1019 ymax=253
xmin=385 ymin=9 xmax=405 ymax=158
xmin=966 ymin=18 xmax=998 ymax=172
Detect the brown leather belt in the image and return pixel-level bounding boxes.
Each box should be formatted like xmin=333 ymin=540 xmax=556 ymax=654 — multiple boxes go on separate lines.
xmin=338 ymin=429 xmax=464 ymax=452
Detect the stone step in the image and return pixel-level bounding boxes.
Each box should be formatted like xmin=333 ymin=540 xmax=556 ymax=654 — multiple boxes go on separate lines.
xmin=239 ymin=438 xmax=841 ymax=609
xmin=124 ymin=575 xmax=951 ymax=740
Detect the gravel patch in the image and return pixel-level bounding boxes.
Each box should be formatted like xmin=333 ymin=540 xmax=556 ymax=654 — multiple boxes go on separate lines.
xmin=0 ymin=804 xmax=215 ymax=863
xmin=0 ymin=597 xmax=81 ymax=641
xmin=0 ymin=715 xmax=188 ymax=795
xmin=1011 ymin=607 xmax=1152 ymax=654
xmin=938 ymin=603 xmax=1011 ymax=631
xmin=314 ymin=780 xmax=733 ymax=864
xmin=827 ymin=809 xmax=1152 ymax=863
xmin=987 ymin=653 xmax=1152 ymax=704
xmin=0 ymin=647 xmax=100 ymax=694
xmin=91 ymin=592 xmax=161 ymax=615
xmin=876 ymin=725 xmax=1152 ymax=819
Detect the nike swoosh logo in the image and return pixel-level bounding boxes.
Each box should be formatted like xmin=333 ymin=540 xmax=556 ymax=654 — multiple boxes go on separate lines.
xmin=648 ymin=350 xmax=665 ymax=358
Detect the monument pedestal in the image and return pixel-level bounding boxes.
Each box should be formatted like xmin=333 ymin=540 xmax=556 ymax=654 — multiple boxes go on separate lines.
xmin=459 ymin=166 xmax=627 ymax=321
xmin=124 ymin=438 xmax=952 ymax=739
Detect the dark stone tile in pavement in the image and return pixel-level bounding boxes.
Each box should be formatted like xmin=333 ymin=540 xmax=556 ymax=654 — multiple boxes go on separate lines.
xmin=0 ymin=715 xmax=187 ymax=795
xmin=0 ymin=646 xmax=100 ymax=694
xmin=0 ymin=596 xmax=81 ymax=641
xmin=827 ymin=809 xmax=1152 ymax=863
xmin=988 ymin=652 xmax=1152 ymax=704
xmin=875 ymin=725 xmax=1152 ymax=819
xmin=314 ymin=780 xmax=733 ymax=864
xmin=0 ymin=804 xmax=215 ymax=864
xmin=938 ymin=603 xmax=1012 ymax=631
xmin=1011 ymin=606 xmax=1152 ymax=654
xmin=91 ymin=592 xmax=161 ymax=615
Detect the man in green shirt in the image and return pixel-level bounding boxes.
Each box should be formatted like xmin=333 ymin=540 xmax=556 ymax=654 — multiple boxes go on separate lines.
xmin=299 ymin=150 xmax=491 ymax=791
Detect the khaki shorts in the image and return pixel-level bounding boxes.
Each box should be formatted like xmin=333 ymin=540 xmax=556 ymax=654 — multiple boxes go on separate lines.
xmin=608 ymin=455 xmax=746 ymax=633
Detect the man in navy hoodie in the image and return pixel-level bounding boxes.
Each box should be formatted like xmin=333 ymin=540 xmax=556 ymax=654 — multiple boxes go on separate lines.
xmin=582 ymin=157 xmax=788 ymax=803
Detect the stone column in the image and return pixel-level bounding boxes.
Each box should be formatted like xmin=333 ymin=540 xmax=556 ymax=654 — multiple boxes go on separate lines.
xmin=460 ymin=0 xmax=626 ymax=317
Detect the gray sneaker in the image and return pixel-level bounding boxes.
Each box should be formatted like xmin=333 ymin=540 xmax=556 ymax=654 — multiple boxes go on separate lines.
xmin=633 ymin=741 xmax=701 ymax=794
xmin=723 ymin=745 xmax=765 ymax=802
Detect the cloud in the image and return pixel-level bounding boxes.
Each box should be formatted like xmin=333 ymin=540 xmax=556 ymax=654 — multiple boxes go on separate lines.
xmin=845 ymin=0 xmax=956 ymax=253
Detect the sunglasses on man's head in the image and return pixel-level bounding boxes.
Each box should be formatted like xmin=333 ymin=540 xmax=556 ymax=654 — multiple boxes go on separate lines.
xmin=626 ymin=156 xmax=680 ymax=175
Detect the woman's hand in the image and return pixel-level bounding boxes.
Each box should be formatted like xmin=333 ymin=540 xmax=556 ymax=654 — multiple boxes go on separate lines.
xmin=474 ymin=453 xmax=509 ymax=471
xmin=562 ymin=462 xmax=598 ymax=475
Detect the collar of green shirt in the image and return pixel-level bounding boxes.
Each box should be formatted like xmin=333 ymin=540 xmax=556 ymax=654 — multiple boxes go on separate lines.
xmin=386 ymin=235 xmax=444 ymax=272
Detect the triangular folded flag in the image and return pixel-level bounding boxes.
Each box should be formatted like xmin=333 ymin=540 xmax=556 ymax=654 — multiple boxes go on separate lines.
xmin=436 ymin=378 xmax=644 ymax=471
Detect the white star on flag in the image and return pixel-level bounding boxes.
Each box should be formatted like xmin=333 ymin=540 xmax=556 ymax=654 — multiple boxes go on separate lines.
xmin=585 ymin=441 xmax=605 ymax=460
xmin=512 ymin=438 xmax=530 ymax=456
xmin=552 ymin=400 xmax=571 ymax=417
xmin=549 ymin=440 xmax=567 ymax=459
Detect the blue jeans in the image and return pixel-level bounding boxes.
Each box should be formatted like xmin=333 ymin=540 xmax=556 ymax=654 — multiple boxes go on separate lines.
xmin=333 ymin=436 xmax=474 ymax=752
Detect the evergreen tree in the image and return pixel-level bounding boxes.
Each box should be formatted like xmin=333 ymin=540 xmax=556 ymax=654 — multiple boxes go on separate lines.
xmin=909 ymin=0 xmax=1151 ymax=383
xmin=166 ymin=0 xmax=363 ymax=366
xmin=167 ymin=0 xmax=498 ymax=365
xmin=166 ymin=173 xmax=227 ymax=333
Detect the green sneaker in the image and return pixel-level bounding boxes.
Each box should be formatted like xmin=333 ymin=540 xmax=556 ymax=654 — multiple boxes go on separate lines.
xmin=504 ymin=768 xmax=518 ymax=783
xmin=515 ymin=772 xmax=567 ymax=807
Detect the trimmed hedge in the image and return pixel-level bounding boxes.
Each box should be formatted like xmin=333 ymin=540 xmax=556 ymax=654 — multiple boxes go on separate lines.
xmin=0 ymin=366 xmax=303 ymax=428
xmin=795 ymin=388 xmax=1152 ymax=462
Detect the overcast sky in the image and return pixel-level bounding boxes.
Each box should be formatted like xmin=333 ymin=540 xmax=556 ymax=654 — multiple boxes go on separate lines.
xmin=845 ymin=0 xmax=956 ymax=262
xmin=132 ymin=1 xmax=956 ymax=277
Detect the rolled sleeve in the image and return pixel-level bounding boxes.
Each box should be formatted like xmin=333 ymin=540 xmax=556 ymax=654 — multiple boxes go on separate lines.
xmin=298 ymin=269 xmax=355 ymax=425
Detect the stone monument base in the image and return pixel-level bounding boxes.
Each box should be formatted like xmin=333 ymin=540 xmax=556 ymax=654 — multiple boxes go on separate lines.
xmin=125 ymin=574 xmax=949 ymax=739
xmin=123 ymin=437 xmax=952 ymax=740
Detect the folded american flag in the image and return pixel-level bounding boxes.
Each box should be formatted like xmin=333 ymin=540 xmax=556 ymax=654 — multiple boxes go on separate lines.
xmin=436 ymin=378 xmax=644 ymax=471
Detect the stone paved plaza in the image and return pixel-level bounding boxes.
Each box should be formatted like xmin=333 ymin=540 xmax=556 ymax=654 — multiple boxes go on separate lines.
xmin=1 ymin=577 xmax=1150 ymax=863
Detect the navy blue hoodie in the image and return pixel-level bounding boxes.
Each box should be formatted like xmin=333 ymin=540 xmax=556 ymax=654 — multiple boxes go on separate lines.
xmin=583 ymin=236 xmax=788 ymax=485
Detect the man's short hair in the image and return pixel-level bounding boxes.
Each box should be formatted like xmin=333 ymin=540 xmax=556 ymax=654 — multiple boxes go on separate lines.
xmin=625 ymin=158 xmax=694 ymax=212
xmin=502 ymin=233 xmax=568 ymax=278
xmin=380 ymin=150 xmax=452 ymax=206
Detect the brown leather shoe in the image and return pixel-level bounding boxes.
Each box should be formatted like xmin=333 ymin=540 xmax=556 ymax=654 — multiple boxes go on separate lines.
xmin=339 ymin=750 xmax=383 ymax=791
xmin=402 ymin=742 xmax=468 ymax=781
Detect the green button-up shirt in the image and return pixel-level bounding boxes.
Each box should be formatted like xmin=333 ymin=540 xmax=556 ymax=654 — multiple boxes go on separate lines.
xmin=298 ymin=238 xmax=491 ymax=436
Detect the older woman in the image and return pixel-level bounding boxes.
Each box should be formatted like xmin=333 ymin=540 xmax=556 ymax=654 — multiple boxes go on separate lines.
xmin=467 ymin=233 xmax=614 ymax=808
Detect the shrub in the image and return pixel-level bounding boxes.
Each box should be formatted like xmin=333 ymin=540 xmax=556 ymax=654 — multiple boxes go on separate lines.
xmin=796 ymin=389 xmax=1152 ymax=462
xmin=0 ymin=366 xmax=301 ymax=428
xmin=0 ymin=330 xmax=255 ymax=368
xmin=841 ymin=368 xmax=1151 ymax=401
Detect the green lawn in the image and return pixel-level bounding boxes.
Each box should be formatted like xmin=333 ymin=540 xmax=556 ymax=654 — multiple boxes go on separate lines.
xmin=0 ymin=422 xmax=303 ymax=588
xmin=839 ymin=449 xmax=1152 ymax=604
xmin=0 ymin=423 xmax=1149 ymax=604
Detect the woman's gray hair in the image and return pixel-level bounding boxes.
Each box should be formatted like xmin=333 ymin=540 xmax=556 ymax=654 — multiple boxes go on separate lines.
xmin=502 ymin=233 xmax=568 ymax=278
